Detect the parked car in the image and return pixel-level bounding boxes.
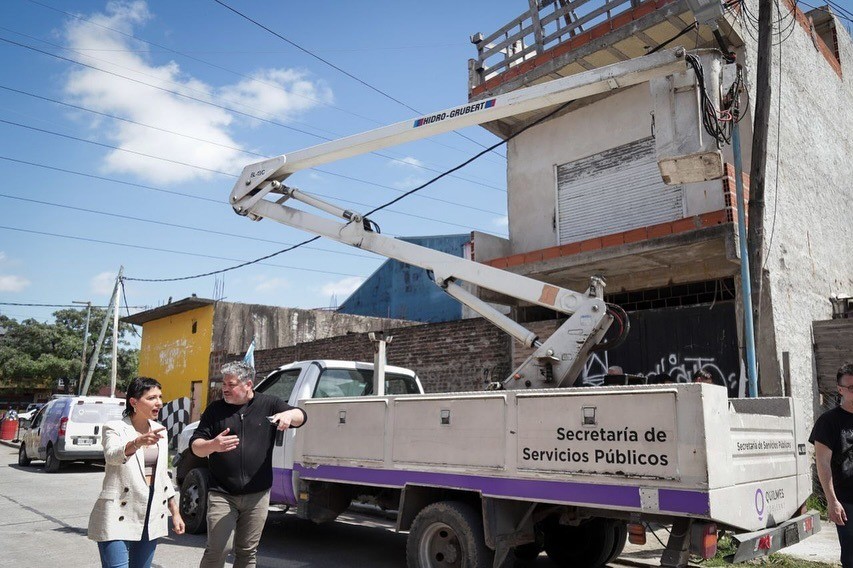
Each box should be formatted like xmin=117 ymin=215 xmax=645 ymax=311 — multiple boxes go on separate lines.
xmin=17 ymin=403 xmax=45 ymax=422
xmin=17 ymin=396 xmax=125 ymax=472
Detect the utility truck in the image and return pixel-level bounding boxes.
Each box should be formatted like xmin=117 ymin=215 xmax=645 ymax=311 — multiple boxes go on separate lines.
xmin=219 ymin=48 xmax=819 ymax=568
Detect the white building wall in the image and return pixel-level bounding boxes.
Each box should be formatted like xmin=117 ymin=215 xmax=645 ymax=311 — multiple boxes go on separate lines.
xmin=506 ymin=77 xmax=726 ymax=255
xmin=738 ymin=3 xmax=853 ymax=425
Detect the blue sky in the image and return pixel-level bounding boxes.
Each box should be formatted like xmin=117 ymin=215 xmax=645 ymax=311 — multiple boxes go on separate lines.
xmin=0 ymin=0 xmax=525 ymax=325
xmin=1 ymin=0 xmax=852 ymax=329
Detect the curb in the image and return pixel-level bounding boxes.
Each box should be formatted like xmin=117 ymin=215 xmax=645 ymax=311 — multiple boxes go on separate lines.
xmin=0 ymin=439 xmax=21 ymax=449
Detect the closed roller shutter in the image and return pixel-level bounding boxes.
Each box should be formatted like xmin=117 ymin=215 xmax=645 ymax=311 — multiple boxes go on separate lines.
xmin=557 ymin=137 xmax=683 ymax=244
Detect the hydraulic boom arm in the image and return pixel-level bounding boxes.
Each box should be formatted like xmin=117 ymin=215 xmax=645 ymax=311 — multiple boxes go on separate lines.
xmin=229 ymin=49 xmax=691 ymax=389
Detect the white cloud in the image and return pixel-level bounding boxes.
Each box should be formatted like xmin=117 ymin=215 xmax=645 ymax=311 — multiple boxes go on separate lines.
xmin=62 ymin=1 xmax=332 ymax=184
xmin=0 ymin=275 xmax=30 ymax=292
xmin=321 ymin=276 xmax=365 ymax=298
xmin=388 ymin=156 xmax=424 ymax=169
xmin=492 ymin=216 xmax=508 ymax=227
xmin=0 ymin=251 xmax=7 ymax=263
xmin=220 ymin=69 xmax=333 ymax=121
xmin=254 ymin=277 xmax=290 ymax=293
xmin=91 ymin=271 xmax=117 ymax=296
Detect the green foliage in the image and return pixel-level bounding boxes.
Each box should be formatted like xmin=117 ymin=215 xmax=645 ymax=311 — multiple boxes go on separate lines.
xmin=0 ymin=308 xmax=139 ymax=392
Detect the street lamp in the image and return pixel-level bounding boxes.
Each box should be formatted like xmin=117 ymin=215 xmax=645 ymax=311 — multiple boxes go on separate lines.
xmin=72 ymin=300 xmax=92 ymax=395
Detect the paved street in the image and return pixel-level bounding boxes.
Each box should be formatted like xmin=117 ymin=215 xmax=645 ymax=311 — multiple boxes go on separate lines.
xmin=0 ymin=442 xmax=405 ymax=567
xmin=0 ymin=440 xmax=840 ymax=567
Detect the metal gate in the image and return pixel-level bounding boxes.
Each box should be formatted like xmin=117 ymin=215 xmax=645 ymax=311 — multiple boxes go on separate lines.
xmin=556 ymin=137 xmax=683 ymax=244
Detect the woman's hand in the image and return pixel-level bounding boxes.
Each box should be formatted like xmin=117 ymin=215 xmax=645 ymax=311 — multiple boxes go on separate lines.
xmin=172 ymin=513 xmax=186 ymax=535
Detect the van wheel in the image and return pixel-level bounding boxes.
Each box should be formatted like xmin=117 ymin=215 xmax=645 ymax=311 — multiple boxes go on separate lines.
xmin=18 ymin=443 xmax=31 ymax=466
xmin=406 ymin=501 xmax=493 ymax=568
xmin=180 ymin=468 xmax=210 ymax=534
xmin=44 ymin=445 xmax=62 ymax=473
xmin=543 ymin=517 xmax=615 ymax=568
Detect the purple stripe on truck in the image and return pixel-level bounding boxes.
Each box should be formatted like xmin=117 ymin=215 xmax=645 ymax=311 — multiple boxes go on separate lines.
xmin=293 ymin=463 xmax=710 ymax=515
xmin=271 ymin=467 xmax=297 ymax=506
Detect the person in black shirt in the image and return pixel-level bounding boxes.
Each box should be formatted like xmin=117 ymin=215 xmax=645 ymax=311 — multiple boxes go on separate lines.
xmin=191 ymin=361 xmax=306 ymax=568
xmin=810 ymin=362 xmax=853 ymax=568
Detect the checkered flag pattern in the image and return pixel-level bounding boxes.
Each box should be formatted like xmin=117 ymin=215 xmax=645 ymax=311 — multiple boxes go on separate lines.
xmin=159 ymin=397 xmax=191 ymax=444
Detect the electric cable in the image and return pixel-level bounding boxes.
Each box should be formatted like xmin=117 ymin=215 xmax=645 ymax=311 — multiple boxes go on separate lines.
xmin=0 ymin=38 xmax=508 ymax=192
xmin=0 ymin=225 xmax=359 ymax=278
xmin=0 ymin=302 xmax=146 ymax=308
xmin=211 ymin=0 xmax=506 ymax=160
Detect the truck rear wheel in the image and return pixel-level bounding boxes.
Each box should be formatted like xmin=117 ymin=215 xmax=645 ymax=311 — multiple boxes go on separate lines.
xmin=543 ymin=517 xmax=616 ymax=568
xmin=406 ymin=501 xmax=493 ymax=568
xmin=606 ymin=521 xmax=628 ymax=564
xmin=180 ymin=468 xmax=210 ymax=534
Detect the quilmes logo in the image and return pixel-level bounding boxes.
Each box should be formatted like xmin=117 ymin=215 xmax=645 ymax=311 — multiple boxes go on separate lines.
xmin=755 ymin=487 xmax=785 ymax=520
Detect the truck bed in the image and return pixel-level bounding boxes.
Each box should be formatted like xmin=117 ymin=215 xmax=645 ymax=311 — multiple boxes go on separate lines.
xmin=294 ymin=383 xmax=810 ymax=532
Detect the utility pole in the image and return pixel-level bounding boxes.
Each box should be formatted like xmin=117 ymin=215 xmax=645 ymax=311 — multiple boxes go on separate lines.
xmin=110 ymin=277 xmax=122 ymax=398
xmin=80 ymin=266 xmax=123 ymax=397
xmin=73 ymin=300 xmax=92 ymax=395
xmin=747 ymin=0 xmax=773 ymax=375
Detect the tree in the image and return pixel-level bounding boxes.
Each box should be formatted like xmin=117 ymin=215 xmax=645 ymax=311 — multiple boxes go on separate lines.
xmin=0 ymin=308 xmax=139 ymax=393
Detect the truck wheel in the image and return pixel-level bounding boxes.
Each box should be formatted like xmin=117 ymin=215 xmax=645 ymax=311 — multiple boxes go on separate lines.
xmin=543 ymin=517 xmax=615 ymax=568
xmin=406 ymin=501 xmax=493 ymax=568
xmin=180 ymin=468 xmax=210 ymax=534
xmin=44 ymin=445 xmax=61 ymax=473
xmin=606 ymin=521 xmax=628 ymax=564
xmin=18 ymin=443 xmax=31 ymax=466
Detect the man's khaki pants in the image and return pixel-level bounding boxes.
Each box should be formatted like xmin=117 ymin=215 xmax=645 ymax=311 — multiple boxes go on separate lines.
xmin=199 ymin=489 xmax=271 ymax=568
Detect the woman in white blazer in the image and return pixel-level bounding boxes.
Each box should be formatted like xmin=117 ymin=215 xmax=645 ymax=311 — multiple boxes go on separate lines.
xmin=88 ymin=377 xmax=185 ymax=568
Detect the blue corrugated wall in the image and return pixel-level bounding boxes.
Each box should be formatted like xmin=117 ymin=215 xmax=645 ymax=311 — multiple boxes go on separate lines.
xmin=338 ymin=234 xmax=469 ymax=323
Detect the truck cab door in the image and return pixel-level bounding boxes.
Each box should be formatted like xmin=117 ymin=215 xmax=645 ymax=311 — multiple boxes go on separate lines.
xmin=257 ymin=364 xmax=317 ymax=506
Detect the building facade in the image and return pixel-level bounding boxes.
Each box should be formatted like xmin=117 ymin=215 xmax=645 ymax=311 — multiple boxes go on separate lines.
xmin=464 ymin=0 xmax=853 ymax=421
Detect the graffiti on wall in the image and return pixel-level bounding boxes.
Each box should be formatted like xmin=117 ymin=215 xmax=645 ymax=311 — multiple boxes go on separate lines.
xmin=577 ymin=302 xmax=743 ymax=397
xmin=581 ymin=351 xmax=742 ymax=394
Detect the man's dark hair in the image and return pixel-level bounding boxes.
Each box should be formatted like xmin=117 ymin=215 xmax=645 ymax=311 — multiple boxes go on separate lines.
xmin=124 ymin=377 xmax=162 ymax=417
xmin=692 ymin=369 xmax=713 ymax=383
xmin=837 ymin=362 xmax=853 ymax=384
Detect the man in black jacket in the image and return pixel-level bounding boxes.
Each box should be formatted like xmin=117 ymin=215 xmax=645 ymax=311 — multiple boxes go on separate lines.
xmin=191 ymin=361 xmax=306 ymax=568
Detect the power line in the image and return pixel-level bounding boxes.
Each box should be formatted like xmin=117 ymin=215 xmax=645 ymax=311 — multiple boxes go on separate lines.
xmin=3 ymin=18 xmax=508 ymax=188
xmin=0 ymin=192 xmax=376 ymax=260
xmin=0 ymin=301 xmax=147 ymax=309
xmin=0 ymin=225 xmax=369 ymax=277
xmin=0 ymin=153 xmax=504 ymax=233
xmin=0 ymin=118 xmax=236 ymax=178
xmin=1 ymin=84 xmax=506 ymax=207
xmin=211 ymin=0 xmax=506 ymax=160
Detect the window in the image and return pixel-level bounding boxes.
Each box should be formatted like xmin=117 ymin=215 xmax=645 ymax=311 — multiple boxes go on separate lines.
xmin=72 ymin=403 xmax=125 ymax=424
xmin=314 ymin=368 xmax=420 ymax=399
xmin=257 ymin=369 xmax=302 ymax=402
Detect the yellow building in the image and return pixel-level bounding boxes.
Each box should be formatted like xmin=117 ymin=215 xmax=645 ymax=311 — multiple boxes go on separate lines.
xmin=124 ymin=297 xmax=214 ymax=421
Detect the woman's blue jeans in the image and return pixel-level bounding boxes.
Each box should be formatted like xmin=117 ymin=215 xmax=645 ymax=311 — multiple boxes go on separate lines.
xmin=97 ymin=485 xmax=158 ymax=568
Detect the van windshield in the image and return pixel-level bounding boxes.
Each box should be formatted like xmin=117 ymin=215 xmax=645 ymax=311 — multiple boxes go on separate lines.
xmin=72 ymin=403 xmax=125 ymax=423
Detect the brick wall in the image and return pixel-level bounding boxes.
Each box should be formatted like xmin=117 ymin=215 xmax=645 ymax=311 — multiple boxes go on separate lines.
xmin=209 ymin=317 xmax=513 ymax=394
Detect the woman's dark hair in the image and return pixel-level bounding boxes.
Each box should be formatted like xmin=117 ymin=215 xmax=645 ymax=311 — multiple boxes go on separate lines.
xmin=124 ymin=377 xmax=162 ymax=417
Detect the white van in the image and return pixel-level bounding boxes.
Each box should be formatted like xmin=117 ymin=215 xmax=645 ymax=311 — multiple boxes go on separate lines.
xmin=17 ymin=396 xmax=125 ymax=472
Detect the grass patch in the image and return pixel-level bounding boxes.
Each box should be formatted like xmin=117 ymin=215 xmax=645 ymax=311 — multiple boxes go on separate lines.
xmin=696 ymin=535 xmax=837 ymax=568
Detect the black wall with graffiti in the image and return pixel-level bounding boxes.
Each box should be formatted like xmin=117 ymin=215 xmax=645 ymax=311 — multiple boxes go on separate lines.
xmin=580 ymin=301 xmax=743 ymax=396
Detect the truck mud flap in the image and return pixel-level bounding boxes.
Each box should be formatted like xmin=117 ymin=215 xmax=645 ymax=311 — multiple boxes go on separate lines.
xmin=730 ymin=511 xmax=820 ymax=563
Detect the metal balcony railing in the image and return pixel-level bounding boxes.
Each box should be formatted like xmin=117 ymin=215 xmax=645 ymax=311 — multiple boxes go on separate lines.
xmin=468 ymin=0 xmax=649 ymax=89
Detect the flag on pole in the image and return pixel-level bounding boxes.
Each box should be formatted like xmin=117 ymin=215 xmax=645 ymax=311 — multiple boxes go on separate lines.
xmin=243 ymin=338 xmax=256 ymax=370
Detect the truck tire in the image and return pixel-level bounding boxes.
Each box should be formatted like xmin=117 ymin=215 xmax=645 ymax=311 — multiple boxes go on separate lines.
xmin=18 ymin=443 xmax=31 ymax=466
xmin=406 ymin=501 xmax=493 ymax=568
xmin=44 ymin=445 xmax=62 ymax=473
xmin=543 ymin=517 xmax=615 ymax=568
xmin=606 ymin=521 xmax=628 ymax=564
xmin=180 ymin=468 xmax=210 ymax=534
